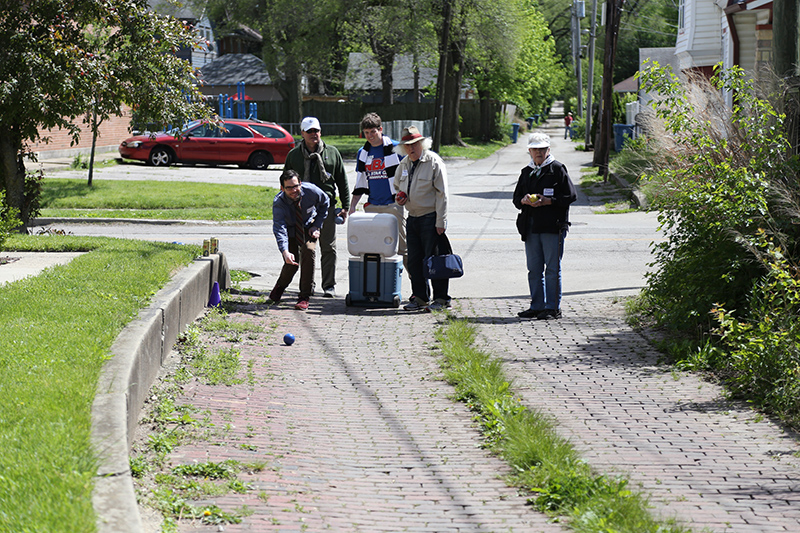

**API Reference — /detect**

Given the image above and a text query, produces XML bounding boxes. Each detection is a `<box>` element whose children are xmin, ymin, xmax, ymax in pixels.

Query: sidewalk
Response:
<box><xmin>130</xmin><ymin>117</ymin><xmax>800</xmax><ymax>532</ymax></box>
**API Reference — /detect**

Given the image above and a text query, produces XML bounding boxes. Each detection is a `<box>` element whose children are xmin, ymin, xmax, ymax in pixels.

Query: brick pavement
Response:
<box><xmin>465</xmin><ymin>295</ymin><xmax>800</xmax><ymax>533</ymax></box>
<box><xmin>137</xmin><ymin>291</ymin><xmax>800</xmax><ymax>533</ymax></box>
<box><xmin>146</xmin><ymin>295</ymin><xmax>566</xmax><ymax>532</ymax></box>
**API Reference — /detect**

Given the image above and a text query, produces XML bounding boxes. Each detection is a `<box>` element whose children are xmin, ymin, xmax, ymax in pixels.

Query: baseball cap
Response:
<box><xmin>301</xmin><ymin>117</ymin><xmax>321</xmax><ymax>132</ymax></box>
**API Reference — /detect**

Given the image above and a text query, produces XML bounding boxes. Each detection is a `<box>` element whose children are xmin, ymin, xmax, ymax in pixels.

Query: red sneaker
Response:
<box><xmin>294</xmin><ymin>299</ymin><xmax>309</xmax><ymax>311</ymax></box>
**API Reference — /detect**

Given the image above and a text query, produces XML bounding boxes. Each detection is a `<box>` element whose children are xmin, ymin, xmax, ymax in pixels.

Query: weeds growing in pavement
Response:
<box><xmin>437</xmin><ymin>318</ymin><xmax>691</xmax><ymax>533</ymax></box>
<box><xmin>131</xmin><ymin>293</ymin><xmax>269</xmax><ymax>529</ymax></box>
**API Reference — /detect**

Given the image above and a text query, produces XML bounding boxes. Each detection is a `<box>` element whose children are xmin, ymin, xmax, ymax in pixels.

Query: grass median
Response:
<box><xmin>40</xmin><ymin>179</ymin><xmax>276</xmax><ymax>221</ymax></box>
<box><xmin>0</xmin><ymin>234</ymin><xmax>200</xmax><ymax>532</ymax></box>
<box><xmin>41</xmin><ymin>137</ymin><xmax>508</xmax><ymax>221</ymax></box>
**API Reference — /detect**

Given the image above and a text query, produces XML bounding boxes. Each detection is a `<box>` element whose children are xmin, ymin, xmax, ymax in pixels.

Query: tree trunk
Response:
<box><xmin>0</xmin><ymin>132</ymin><xmax>29</xmax><ymax>230</ymax></box>
<box><xmin>378</xmin><ymin>56</ymin><xmax>395</xmax><ymax>105</ymax></box>
<box><xmin>275</xmin><ymin>73</ymin><xmax>304</xmax><ymax>129</ymax></box>
<box><xmin>372</xmin><ymin>39</ymin><xmax>395</xmax><ymax>105</ymax></box>
<box><xmin>478</xmin><ymin>89</ymin><xmax>493</xmax><ymax>141</ymax></box>
<box><xmin>433</xmin><ymin>0</ymin><xmax>452</xmax><ymax>152</ymax></box>
<box><xmin>773</xmin><ymin>0</ymin><xmax>798</xmax><ymax>78</ymax></box>
<box><xmin>441</xmin><ymin>38</ymin><xmax>466</xmax><ymax>147</ymax></box>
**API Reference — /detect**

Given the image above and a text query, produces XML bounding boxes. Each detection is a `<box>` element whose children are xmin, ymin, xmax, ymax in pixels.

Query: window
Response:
<box><xmin>250</xmin><ymin>124</ymin><xmax>285</xmax><ymax>138</ymax></box>
<box><xmin>678</xmin><ymin>0</ymin><xmax>685</xmax><ymax>31</ymax></box>
<box><xmin>221</xmin><ymin>124</ymin><xmax>253</xmax><ymax>138</ymax></box>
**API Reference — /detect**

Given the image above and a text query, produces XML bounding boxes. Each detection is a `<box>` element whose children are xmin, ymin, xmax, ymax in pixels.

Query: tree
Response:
<box><xmin>207</xmin><ymin>0</ymin><xmax>355</xmax><ymax>123</ymax></box>
<box><xmin>0</xmin><ymin>0</ymin><xmax>211</xmax><ymax>228</ymax></box>
<box><xmin>360</xmin><ymin>1</ymin><xmax>419</xmax><ymax>105</ymax></box>
<box><xmin>468</xmin><ymin>0</ymin><xmax>564</xmax><ymax>140</ymax></box>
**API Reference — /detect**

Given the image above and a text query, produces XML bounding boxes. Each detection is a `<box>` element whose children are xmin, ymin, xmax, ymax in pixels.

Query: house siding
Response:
<box><xmin>676</xmin><ymin>0</ymin><xmax>723</xmax><ymax>71</ymax></box>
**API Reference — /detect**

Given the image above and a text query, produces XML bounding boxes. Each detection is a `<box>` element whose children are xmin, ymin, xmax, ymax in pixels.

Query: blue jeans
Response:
<box><xmin>406</xmin><ymin>212</ymin><xmax>449</xmax><ymax>303</ymax></box>
<box><xmin>525</xmin><ymin>231</ymin><xmax>565</xmax><ymax>310</ymax></box>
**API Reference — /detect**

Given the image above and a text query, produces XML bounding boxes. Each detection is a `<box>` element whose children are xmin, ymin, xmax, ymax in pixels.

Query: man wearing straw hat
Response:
<box><xmin>393</xmin><ymin>126</ymin><xmax>451</xmax><ymax>312</ymax></box>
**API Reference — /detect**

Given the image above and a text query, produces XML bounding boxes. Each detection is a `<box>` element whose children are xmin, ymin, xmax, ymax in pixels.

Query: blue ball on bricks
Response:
<box><xmin>283</xmin><ymin>333</ymin><xmax>296</xmax><ymax>346</ymax></box>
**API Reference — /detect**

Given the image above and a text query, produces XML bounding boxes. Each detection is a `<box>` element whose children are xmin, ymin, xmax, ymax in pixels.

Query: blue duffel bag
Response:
<box><xmin>424</xmin><ymin>233</ymin><xmax>464</xmax><ymax>279</ymax></box>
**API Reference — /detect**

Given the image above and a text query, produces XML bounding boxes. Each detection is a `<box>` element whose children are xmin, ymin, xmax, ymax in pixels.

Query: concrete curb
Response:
<box><xmin>90</xmin><ymin>254</ymin><xmax>229</xmax><ymax>533</ymax></box>
<box><xmin>608</xmin><ymin>171</ymin><xmax>648</xmax><ymax>209</ymax></box>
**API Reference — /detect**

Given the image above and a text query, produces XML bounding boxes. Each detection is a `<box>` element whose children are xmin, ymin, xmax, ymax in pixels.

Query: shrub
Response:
<box><xmin>634</xmin><ymin>62</ymin><xmax>795</xmax><ymax>336</ymax></box>
<box><xmin>0</xmin><ymin>190</ymin><xmax>21</xmax><ymax>249</ymax></box>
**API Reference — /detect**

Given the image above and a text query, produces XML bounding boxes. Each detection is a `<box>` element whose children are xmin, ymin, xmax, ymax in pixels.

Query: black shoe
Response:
<box><xmin>518</xmin><ymin>308</ymin><xmax>543</xmax><ymax>318</ymax></box>
<box><xmin>537</xmin><ymin>309</ymin><xmax>562</xmax><ymax>320</ymax></box>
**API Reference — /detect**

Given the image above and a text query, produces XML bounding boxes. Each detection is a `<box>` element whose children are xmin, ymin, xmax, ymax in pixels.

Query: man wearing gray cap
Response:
<box><xmin>284</xmin><ymin>117</ymin><xmax>350</xmax><ymax>298</ymax></box>
<box><xmin>513</xmin><ymin>132</ymin><xmax>577</xmax><ymax>320</ymax></box>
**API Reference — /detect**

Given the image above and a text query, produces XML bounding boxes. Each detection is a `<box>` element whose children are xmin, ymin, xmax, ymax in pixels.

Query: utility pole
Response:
<box><xmin>572</xmin><ymin>1</ymin><xmax>585</xmax><ymax>116</ymax></box>
<box><xmin>585</xmin><ymin>0</ymin><xmax>598</xmax><ymax>150</ymax></box>
<box><xmin>595</xmin><ymin>0</ymin><xmax>624</xmax><ymax>181</ymax></box>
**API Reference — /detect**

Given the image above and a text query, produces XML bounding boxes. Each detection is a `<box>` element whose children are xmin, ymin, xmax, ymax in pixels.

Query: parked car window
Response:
<box><xmin>222</xmin><ymin>124</ymin><xmax>253</xmax><ymax>138</ymax></box>
<box><xmin>250</xmin><ymin>124</ymin><xmax>285</xmax><ymax>139</ymax></box>
<box><xmin>185</xmin><ymin>123</ymin><xmax>218</xmax><ymax>138</ymax></box>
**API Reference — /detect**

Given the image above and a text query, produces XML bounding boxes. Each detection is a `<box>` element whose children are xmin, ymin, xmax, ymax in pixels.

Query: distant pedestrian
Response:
<box><xmin>283</xmin><ymin>117</ymin><xmax>350</xmax><ymax>298</ymax></box>
<box><xmin>564</xmin><ymin>112</ymin><xmax>574</xmax><ymax>139</ymax></box>
<box><xmin>268</xmin><ymin>170</ymin><xmax>329</xmax><ymax>311</ymax></box>
<box><xmin>513</xmin><ymin>133</ymin><xmax>577</xmax><ymax>320</ymax></box>
<box><xmin>393</xmin><ymin>126</ymin><xmax>451</xmax><ymax>312</ymax></box>
<box><xmin>349</xmin><ymin>112</ymin><xmax>406</xmax><ymax>268</ymax></box>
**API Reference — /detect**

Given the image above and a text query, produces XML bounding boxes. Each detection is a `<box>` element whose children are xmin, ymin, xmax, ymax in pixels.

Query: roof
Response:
<box><xmin>199</xmin><ymin>54</ymin><xmax>272</xmax><ymax>86</ymax></box>
<box><xmin>344</xmin><ymin>52</ymin><xmax>438</xmax><ymax>91</ymax></box>
<box><xmin>148</xmin><ymin>0</ymin><xmax>195</xmax><ymax>20</ymax></box>
<box><xmin>613</xmin><ymin>75</ymin><xmax>638</xmax><ymax>93</ymax></box>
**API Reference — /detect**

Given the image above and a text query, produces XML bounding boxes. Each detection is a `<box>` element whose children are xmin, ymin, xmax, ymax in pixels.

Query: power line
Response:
<box><xmin>620</xmin><ymin>21</ymin><xmax>678</xmax><ymax>37</ymax></box>
<box><xmin>621</xmin><ymin>9</ymin><xmax>680</xmax><ymax>30</ymax></box>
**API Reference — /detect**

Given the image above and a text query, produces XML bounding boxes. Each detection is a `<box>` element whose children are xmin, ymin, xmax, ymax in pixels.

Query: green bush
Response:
<box><xmin>709</xmin><ymin>233</ymin><xmax>800</xmax><ymax>426</ymax></box>
<box><xmin>633</xmin><ymin>62</ymin><xmax>800</xmax><ymax>428</ymax></box>
<box><xmin>635</xmin><ymin>63</ymin><xmax>793</xmax><ymax>336</ymax></box>
<box><xmin>0</xmin><ymin>190</ymin><xmax>21</xmax><ymax>249</ymax></box>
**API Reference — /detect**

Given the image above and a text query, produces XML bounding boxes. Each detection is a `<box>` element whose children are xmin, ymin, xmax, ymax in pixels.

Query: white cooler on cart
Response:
<box><xmin>345</xmin><ymin>213</ymin><xmax>403</xmax><ymax>308</ymax></box>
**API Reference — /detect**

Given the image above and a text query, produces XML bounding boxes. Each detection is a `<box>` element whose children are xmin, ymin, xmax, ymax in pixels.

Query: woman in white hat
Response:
<box><xmin>393</xmin><ymin>126</ymin><xmax>451</xmax><ymax>311</ymax></box>
<box><xmin>513</xmin><ymin>133</ymin><xmax>577</xmax><ymax>320</ymax></box>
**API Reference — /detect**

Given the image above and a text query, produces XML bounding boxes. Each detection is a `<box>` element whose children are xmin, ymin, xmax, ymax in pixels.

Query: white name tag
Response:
<box><xmin>543</xmin><ymin>188</ymin><xmax>555</xmax><ymax>196</ymax></box>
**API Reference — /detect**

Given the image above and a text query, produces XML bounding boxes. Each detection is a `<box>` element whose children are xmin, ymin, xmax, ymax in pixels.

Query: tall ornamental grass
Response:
<box><xmin>635</xmin><ymin>63</ymin><xmax>800</xmax><ymax>426</ymax></box>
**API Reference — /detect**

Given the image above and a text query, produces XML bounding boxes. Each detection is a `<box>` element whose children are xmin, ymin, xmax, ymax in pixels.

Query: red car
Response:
<box><xmin>119</xmin><ymin>119</ymin><xmax>295</xmax><ymax>169</ymax></box>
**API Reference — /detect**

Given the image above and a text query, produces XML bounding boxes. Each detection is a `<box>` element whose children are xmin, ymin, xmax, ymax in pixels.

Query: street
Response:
<box><xmin>39</xmin><ymin>120</ymin><xmax>660</xmax><ymax>300</ymax></box>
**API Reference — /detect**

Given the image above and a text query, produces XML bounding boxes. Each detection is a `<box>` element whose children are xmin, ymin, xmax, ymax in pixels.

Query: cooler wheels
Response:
<box><xmin>393</xmin><ymin>295</ymin><xmax>400</xmax><ymax>308</ymax></box>
<box><xmin>345</xmin><ymin>294</ymin><xmax>352</xmax><ymax>307</ymax></box>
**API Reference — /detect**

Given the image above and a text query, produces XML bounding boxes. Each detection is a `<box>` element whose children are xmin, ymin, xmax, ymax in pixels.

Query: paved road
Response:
<box><xmin>42</xmin><ymin>120</ymin><xmax>657</xmax><ymax>300</ymax></box>
<box><xmin>43</xmin><ymin>116</ymin><xmax>800</xmax><ymax>532</ymax></box>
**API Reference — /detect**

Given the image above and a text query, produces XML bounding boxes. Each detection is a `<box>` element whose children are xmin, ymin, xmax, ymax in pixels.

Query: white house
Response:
<box><xmin>675</xmin><ymin>0</ymin><xmax>723</xmax><ymax>78</ymax></box>
<box><xmin>675</xmin><ymin>0</ymin><xmax>773</xmax><ymax>79</ymax></box>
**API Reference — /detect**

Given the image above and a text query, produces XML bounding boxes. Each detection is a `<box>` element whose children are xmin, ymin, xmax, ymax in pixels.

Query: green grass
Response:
<box><xmin>40</xmin><ymin>179</ymin><xmax>276</xmax><ymax>220</ymax></box>
<box><xmin>0</xmin><ymin>234</ymin><xmax>200</xmax><ymax>532</ymax></box>
<box><xmin>437</xmin><ymin>318</ymin><xmax>691</xmax><ymax>533</ymax></box>
<box><xmin>438</xmin><ymin>138</ymin><xmax>509</xmax><ymax>159</ymax></box>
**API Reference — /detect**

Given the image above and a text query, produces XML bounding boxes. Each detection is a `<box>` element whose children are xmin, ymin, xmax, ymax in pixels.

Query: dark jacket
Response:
<box><xmin>512</xmin><ymin>160</ymin><xmax>577</xmax><ymax>240</ymax></box>
<box><xmin>273</xmin><ymin>182</ymin><xmax>330</xmax><ymax>253</ymax></box>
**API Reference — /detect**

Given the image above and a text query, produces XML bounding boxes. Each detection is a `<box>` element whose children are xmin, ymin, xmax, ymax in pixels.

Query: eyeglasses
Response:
<box><xmin>284</xmin><ymin>184</ymin><xmax>301</xmax><ymax>190</ymax></box>
<box><xmin>304</xmin><ymin>129</ymin><xmax>320</xmax><ymax>134</ymax></box>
